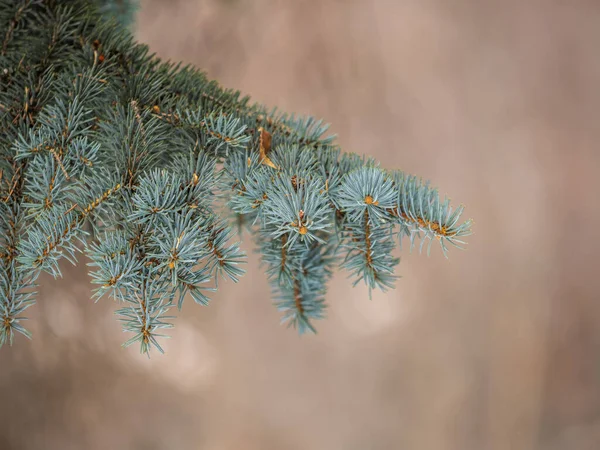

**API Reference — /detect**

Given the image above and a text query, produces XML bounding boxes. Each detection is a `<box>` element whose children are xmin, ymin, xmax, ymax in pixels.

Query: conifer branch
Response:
<box><xmin>18</xmin><ymin>182</ymin><xmax>122</xmax><ymax>274</ymax></box>
<box><xmin>1</xmin><ymin>0</ymin><xmax>31</xmax><ymax>56</ymax></box>
<box><xmin>0</xmin><ymin>0</ymin><xmax>472</xmax><ymax>353</ymax></box>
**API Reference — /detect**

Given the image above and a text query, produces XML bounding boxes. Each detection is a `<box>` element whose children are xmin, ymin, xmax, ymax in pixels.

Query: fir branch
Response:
<box><xmin>0</xmin><ymin>0</ymin><xmax>472</xmax><ymax>351</ymax></box>
<box><xmin>0</xmin><ymin>203</ymin><xmax>36</xmax><ymax>347</ymax></box>
<box><xmin>1</xmin><ymin>0</ymin><xmax>32</xmax><ymax>57</ymax></box>
<box><xmin>117</xmin><ymin>279</ymin><xmax>174</xmax><ymax>356</ymax></box>
<box><xmin>390</xmin><ymin>172</ymin><xmax>472</xmax><ymax>257</ymax></box>
<box><xmin>203</xmin><ymin>219</ymin><xmax>245</xmax><ymax>283</ymax></box>
<box><xmin>17</xmin><ymin>182</ymin><xmax>122</xmax><ymax>275</ymax></box>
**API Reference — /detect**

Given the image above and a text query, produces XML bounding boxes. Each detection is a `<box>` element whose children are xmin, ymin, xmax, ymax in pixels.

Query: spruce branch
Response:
<box><xmin>0</xmin><ymin>0</ymin><xmax>472</xmax><ymax>354</ymax></box>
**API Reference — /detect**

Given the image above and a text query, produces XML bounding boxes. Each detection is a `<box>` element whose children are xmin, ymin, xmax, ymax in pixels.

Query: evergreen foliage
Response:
<box><xmin>0</xmin><ymin>0</ymin><xmax>472</xmax><ymax>354</ymax></box>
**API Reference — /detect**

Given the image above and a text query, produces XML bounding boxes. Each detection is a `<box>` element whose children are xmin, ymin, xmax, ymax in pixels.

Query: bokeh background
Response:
<box><xmin>2</xmin><ymin>0</ymin><xmax>600</xmax><ymax>449</ymax></box>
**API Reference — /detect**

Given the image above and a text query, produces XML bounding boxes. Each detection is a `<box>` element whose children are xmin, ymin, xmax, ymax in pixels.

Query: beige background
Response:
<box><xmin>2</xmin><ymin>0</ymin><xmax>600</xmax><ymax>449</ymax></box>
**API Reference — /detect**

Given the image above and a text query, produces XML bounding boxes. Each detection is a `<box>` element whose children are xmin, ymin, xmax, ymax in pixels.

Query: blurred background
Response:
<box><xmin>2</xmin><ymin>0</ymin><xmax>600</xmax><ymax>448</ymax></box>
